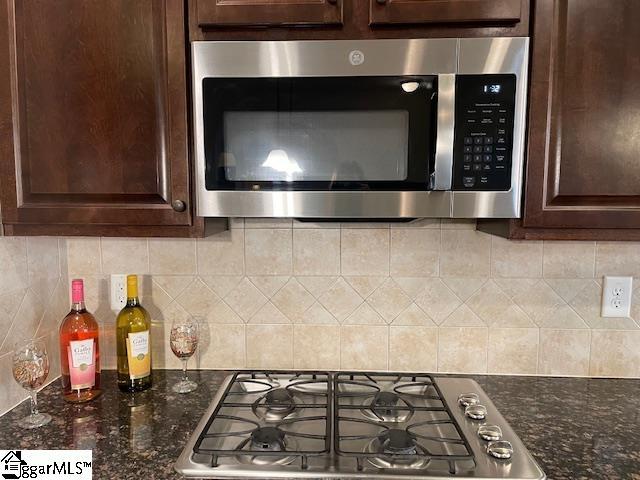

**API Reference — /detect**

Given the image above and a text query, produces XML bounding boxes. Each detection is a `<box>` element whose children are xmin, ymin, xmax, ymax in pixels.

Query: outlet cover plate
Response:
<box><xmin>110</xmin><ymin>274</ymin><xmax>127</xmax><ymax>312</ymax></box>
<box><xmin>601</xmin><ymin>276</ymin><xmax>633</xmax><ymax>318</ymax></box>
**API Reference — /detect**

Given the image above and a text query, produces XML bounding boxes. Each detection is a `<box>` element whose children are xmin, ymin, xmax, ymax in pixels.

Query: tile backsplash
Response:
<box><xmin>2</xmin><ymin>218</ymin><xmax>640</xmax><ymax>413</ymax></box>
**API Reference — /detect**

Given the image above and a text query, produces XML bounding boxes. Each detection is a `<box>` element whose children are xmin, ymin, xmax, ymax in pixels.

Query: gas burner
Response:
<box><xmin>236</xmin><ymin>426</ymin><xmax>299</xmax><ymax>466</ymax></box>
<box><xmin>252</xmin><ymin>388</ymin><xmax>299</xmax><ymax>422</ymax></box>
<box><xmin>362</xmin><ymin>391</ymin><xmax>414</xmax><ymax>423</ymax></box>
<box><xmin>364</xmin><ymin>428</ymin><xmax>430</xmax><ymax>470</ymax></box>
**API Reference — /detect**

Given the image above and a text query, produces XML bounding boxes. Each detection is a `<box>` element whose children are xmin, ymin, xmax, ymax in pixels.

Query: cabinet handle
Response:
<box><xmin>327</xmin><ymin>0</ymin><xmax>338</xmax><ymax>3</ymax></box>
<box><xmin>171</xmin><ymin>200</ymin><xmax>186</xmax><ymax>212</ymax></box>
<box><xmin>376</xmin><ymin>0</ymin><xmax>387</xmax><ymax>4</ymax></box>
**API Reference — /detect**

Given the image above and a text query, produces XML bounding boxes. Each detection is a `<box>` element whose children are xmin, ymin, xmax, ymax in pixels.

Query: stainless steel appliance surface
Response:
<box><xmin>175</xmin><ymin>372</ymin><xmax>545</xmax><ymax>479</ymax></box>
<box><xmin>192</xmin><ymin>38</ymin><xmax>529</xmax><ymax>219</ymax></box>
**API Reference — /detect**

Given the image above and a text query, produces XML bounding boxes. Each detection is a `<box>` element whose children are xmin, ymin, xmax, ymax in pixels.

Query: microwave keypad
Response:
<box><xmin>453</xmin><ymin>75</ymin><xmax>516</xmax><ymax>191</ymax></box>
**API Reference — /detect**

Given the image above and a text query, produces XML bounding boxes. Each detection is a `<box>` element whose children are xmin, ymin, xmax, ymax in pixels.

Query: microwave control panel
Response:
<box><xmin>452</xmin><ymin>74</ymin><xmax>517</xmax><ymax>191</ymax></box>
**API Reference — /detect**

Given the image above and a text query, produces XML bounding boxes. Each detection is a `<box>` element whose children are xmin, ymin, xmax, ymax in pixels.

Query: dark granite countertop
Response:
<box><xmin>1</xmin><ymin>371</ymin><xmax>639</xmax><ymax>480</ymax></box>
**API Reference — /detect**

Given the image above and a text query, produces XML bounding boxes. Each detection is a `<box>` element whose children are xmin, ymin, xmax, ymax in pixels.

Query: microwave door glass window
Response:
<box><xmin>223</xmin><ymin>110</ymin><xmax>409</xmax><ymax>182</ymax></box>
<box><xmin>202</xmin><ymin>76</ymin><xmax>437</xmax><ymax>191</ymax></box>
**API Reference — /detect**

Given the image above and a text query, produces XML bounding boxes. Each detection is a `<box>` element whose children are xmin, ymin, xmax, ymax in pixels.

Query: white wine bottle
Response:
<box><xmin>116</xmin><ymin>275</ymin><xmax>152</xmax><ymax>392</ymax></box>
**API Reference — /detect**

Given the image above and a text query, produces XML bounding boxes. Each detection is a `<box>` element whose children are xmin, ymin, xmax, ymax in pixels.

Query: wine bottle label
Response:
<box><xmin>126</xmin><ymin>331</ymin><xmax>150</xmax><ymax>380</ymax></box>
<box><xmin>68</xmin><ymin>339</ymin><xmax>96</xmax><ymax>390</ymax></box>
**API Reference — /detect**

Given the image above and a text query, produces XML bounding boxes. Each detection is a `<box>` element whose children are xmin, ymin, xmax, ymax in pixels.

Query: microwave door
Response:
<box><xmin>201</xmin><ymin>76</ymin><xmax>438</xmax><ymax>192</ymax></box>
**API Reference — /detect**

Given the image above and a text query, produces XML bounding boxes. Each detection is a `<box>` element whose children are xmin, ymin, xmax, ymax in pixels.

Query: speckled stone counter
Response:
<box><xmin>1</xmin><ymin>371</ymin><xmax>639</xmax><ymax>480</ymax></box>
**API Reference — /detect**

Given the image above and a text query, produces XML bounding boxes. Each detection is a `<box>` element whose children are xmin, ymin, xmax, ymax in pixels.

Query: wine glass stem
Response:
<box><xmin>30</xmin><ymin>390</ymin><xmax>39</xmax><ymax>417</ymax></box>
<box><xmin>181</xmin><ymin>358</ymin><xmax>188</xmax><ymax>382</ymax></box>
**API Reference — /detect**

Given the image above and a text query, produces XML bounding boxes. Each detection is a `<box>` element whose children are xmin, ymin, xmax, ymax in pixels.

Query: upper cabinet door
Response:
<box><xmin>523</xmin><ymin>0</ymin><xmax>640</xmax><ymax>229</ymax></box>
<box><xmin>0</xmin><ymin>0</ymin><xmax>193</xmax><ymax>231</ymax></box>
<box><xmin>369</xmin><ymin>0</ymin><xmax>523</xmax><ymax>25</ymax></box>
<box><xmin>195</xmin><ymin>0</ymin><xmax>343</xmax><ymax>27</ymax></box>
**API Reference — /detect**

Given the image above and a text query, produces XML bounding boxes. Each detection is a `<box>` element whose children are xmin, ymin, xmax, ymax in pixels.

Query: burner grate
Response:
<box><xmin>192</xmin><ymin>371</ymin><xmax>331</xmax><ymax>470</ymax></box>
<box><xmin>333</xmin><ymin>372</ymin><xmax>476</xmax><ymax>475</ymax></box>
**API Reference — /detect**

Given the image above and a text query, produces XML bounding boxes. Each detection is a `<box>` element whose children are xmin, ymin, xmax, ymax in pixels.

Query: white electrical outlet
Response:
<box><xmin>110</xmin><ymin>274</ymin><xmax>127</xmax><ymax>311</ymax></box>
<box><xmin>601</xmin><ymin>276</ymin><xmax>633</xmax><ymax>318</ymax></box>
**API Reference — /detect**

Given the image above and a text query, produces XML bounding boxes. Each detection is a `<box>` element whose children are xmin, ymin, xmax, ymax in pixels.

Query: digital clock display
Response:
<box><xmin>483</xmin><ymin>84</ymin><xmax>502</xmax><ymax>94</ymax></box>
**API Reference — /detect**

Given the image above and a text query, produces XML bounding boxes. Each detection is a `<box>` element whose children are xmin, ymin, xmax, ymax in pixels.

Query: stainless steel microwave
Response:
<box><xmin>192</xmin><ymin>38</ymin><xmax>529</xmax><ymax>218</ymax></box>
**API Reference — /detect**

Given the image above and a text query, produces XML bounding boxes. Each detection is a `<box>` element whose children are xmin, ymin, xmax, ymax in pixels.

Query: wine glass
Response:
<box><xmin>12</xmin><ymin>340</ymin><xmax>52</xmax><ymax>429</ymax></box>
<box><xmin>169</xmin><ymin>316</ymin><xmax>198</xmax><ymax>393</ymax></box>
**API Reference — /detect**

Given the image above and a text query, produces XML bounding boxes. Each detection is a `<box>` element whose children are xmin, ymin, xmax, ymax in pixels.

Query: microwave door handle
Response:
<box><xmin>432</xmin><ymin>74</ymin><xmax>455</xmax><ymax>190</ymax></box>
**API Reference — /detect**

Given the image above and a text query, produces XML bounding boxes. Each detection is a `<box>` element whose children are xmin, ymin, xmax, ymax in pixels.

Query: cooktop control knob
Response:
<box><xmin>487</xmin><ymin>440</ymin><xmax>514</xmax><ymax>460</ymax></box>
<box><xmin>478</xmin><ymin>424</ymin><xmax>503</xmax><ymax>441</ymax></box>
<box><xmin>458</xmin><ymin>393</ymin><xmax>479</xmax><ymax>407</ymax></box>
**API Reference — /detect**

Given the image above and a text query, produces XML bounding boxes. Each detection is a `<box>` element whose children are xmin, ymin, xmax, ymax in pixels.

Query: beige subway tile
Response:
<box><xmin>440</xmin><ymin>219</ymin><xmax>476</xmax><ymax>229</ymax></box>
<box><xmin>340</xmin><ymin>325</ymin><xmax>388</xmax><ymax>370</ymax></box>
<box><xmin>543</xmin><ymin>241</ymin><xmax>595</xmax><ymax>278</ymax></box>
<box><xmin>344</xmin><ymin>302</ymin><xmax>386</xmax><ymax>325</ymax></box>
<box><xmin>223</xmin><ymin>278</ymin><xmax>268</xmax><ymax>322</ymax></box>
<box><xmin>491</xmin><ymin>237</ymin><xmax>542</xmax><ymax>278</ymax></box>
<box><xmin>537</xmin><ymin>304</ymin><xmax>589</xmax><ymax>329</ymax></box>
<box><xmin>66</xmin><ymin>238</ymin><xmax>102</xmax><ymax>275</ymax></box>
<box><xmin>438</xmin><ymin>327</ymin><xmax>488</xmax><ymax>373</ymax></box>
<box><xmin>199</xmin><ymin>324</ymin><xmax>245</xmax><ymax>369</ymax></box>
<box><xmin>466</xmin><ymin>281</ymin><xmax>534</xmax><ymax>328</ymax></box>
<box><xmin>390</xmin><ymin>229</ymin><xmax>439</xmax><ymax>277</ymax></box>
<box><xmin>175</xmin><ymin>278</ymin><xmax>220</xmax><ymax>317</ymax></box>
<box><xmin>544</xmin><ymin>279</ymin><xmax>593</xmax><ymax>304</ymax></box>
<box><xmin>590</xmin><ymin>330</ymin><xmax>640</xmax><ymax>377</ymax></box>
<box><xmin>596</xmin><ymin>242</ymin><xmax>640</xmax><ymax>278</ymax></box>
<box><xmin>245</xmin><ymin>218</ymin><xmax>292</xmax><ymax>228</ymax></box>
<box><xmin>440</xmin><ymin>230</ymin><xmax>491</xmax><ymax>277</ymax></box>
<box><xmin>538</xmin><ymin>329</ymin><xmax>590</xmax><ymax>376</ymax></box>
<box><xmin>393</xmin><ymin>303</ymin><xmax>436</xmax><ymax>326</ymax></box>
<box><xmin>341</xmin><ymin>229</ymin><xmax>389</xmax><ymax>276</ymax></box>
<box><xmin>441</xmin><ymin>304</ymin><xmax>485</xmax><ymax>327</ymax></box>
<box><xmin>1</xmin><ymin>289</ymin><xmax>44</xmax><ymax>354</ymax></box>
<box><xmin>271</xmin><ymin>278</ymin><xmax>315</xmax><ymax>321</ymax></box>
<box><xmin>245</xmin><ymin>228</ymin><xmax>292</xmax><ymax>276</ymax></box>
<box><xmin>318</xmin><ymin>278</ymin><xmax>363</xmax><ymax>322</ymax></box>
<box><xmin>366</xmin><ymin>278</ymin><xmax>412</xmax><ymax>323</ymax></box>
<box><xmin>196</xmin><ymin>229</ymin><xmax>244</xmax><ymax>275</ymax></box>
<box><xmin>152</xmin><ymin>275</ymin><xmax>194</xmax><ymax>299</ymax></box>
<box><xmin>250</xmin><ymin>302</ymin><xmax>290</xmax><ymax>324</ymax></box>
<box><xmin>246</xmin><ymin>324</ymin><xmax>293</xmax><ymax>369</ymax></box>
<box><xmin>296</xmin><ymin>276</ymin><xmax>338</xmax><ymax>299</ymax></box>
<box><xmin>149</xmin><ymin>238</ymin><xmax>196</xmax><ymax>275</ymax></box>
<box><xmin>512</xmin><ymin>280</ymin><xmax>564</xmax><ymax>326</ymax></box>
<box><xmin>101</xmin><ymin>238</ymin><xmax>148</xmax><ymax>274</ymax></box>
<box><xmin>296</xmin><ymin>302</ymin><xmax>338</xmax><ymax>325</ymax></box>
<box><xmin>248</xmin><ymin>276</ymin><xmax>290</xmax><ymax>298</ymax></box>
<box><xmin>0</xmin><ymin>238</ymin><xmax>28</xmax><ymax>294</ymax></box>
<box><xmin>344</xmin><ymin>276</ymin><xmax>386</xmax><ymax>299</ymax></box>
<box><xmin>27</xmin><ymin>237</ymin><xmax>60</xmax><ymax>280</ymax></box>
<box><xmin>414</xmin><ymin>279</ymin><xmax>461</xmax><ymax>324</ymax></box>
<box><xmin>293</xmin><ymin>229</ymin><xmax>340</xmax><ymax>275</ymax></box>
<box><xmin>200</xmin><ymin>275</ymin><xmax>243</xmax><ymax>298</ymax></box>
<box><xmin>389</xmin><ymin>326</ymin><xmax>437</xmax><ymax>372</ymax></box>
<box><xmin>441</xmin><ymin>277</ymin><xmax>487</xmax><ymax>302</ymax></box>
<box><xmin>0</xmin><ymin>290</ymin><xmax>26</xmax><ymax>349</ymax></box>
<box><xmin>0</xmin><ymin>351</ymin><xmax>27</xmax><ymax>415</ymax></box>
<box><xmin>488</xmin><ymin>328</ymin><xmax>538</xmax><ymax>374</ymax></box>
<box><xmin>293</xmin><ymin>325</ymin><xmax>340</xmax><ymax>369</ymax></box>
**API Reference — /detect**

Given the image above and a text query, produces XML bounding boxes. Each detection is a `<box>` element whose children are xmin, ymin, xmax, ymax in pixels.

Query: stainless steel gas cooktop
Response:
<box><xmin>175</xmin><ymin>371</ymin><xmax>545</xmax><ymax>479</ymax></box>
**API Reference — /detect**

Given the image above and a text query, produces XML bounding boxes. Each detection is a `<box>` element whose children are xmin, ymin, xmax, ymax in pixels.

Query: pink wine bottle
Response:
<box><xmin>59</xmin><ymin>279</ymin><xmax>102</xmax><ymax>403</ymax></box>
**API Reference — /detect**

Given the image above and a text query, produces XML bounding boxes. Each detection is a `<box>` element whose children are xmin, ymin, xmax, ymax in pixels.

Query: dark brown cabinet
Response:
<box><xmin>0</xmin><ymin>0</ymin><xmax>202</xmax><ymax>237</ymax></box>
<box><xmin>195</xmin><ymin>0</ymin><xmax>343</xmax><ymax>27</ymax></box>
<box><xmin>369</xmin><ymin>0</ymin><xmax>524</xmax><ymax>26</ymax></box>
<box><xmin>480</xmin><ymin>0</ymin><xmax>640</xmax><ymax>240</ymax></box>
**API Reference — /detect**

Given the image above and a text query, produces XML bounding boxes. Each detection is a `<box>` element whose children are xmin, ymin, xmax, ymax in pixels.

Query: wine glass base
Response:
<box><xmin>19</xmin><ymin>412</ymin><xmax>52</xmax><ymax>429</ymax></box>
<box><xmin>172</xmin><ymin>380</ymin><xmax>198</xmax><ymax>394</ymax></box>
